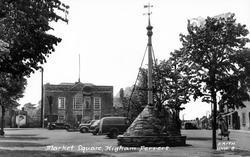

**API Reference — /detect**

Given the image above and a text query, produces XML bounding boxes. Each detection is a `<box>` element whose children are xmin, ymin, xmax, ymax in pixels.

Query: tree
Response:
<box><xmin>153</xmin><ymin>52</ymin><xmax>195</xmax><ymax>131</ymax></box>
<box><xmin>23</xmin><ymin>102</ymin><xmax>41</xmax><ymax>127</ymax></box>
<box><xmin>119</xmin><ymin>69</ymin><xmax>148</xmax><ymax>121</ymax></box>
<box><xmin>0</xmin><ymin>73</ymin><xmax>26</xmax><ymax>135</ymax></box>
<box><xmin>0</xmin><ymin>0</ymin><xmax>68</xmax><ymax>134</ymax></box>
<box><xmin>23</xmin><ymin>102</ymin><xmax>36</xmax><ymax>110</ymax></box>
<box><xmin>218</xmin><ymin>48</ymin><xmax>250</xmax><ymax>111</ymax></box>
<box><xmin>180</xmin><ymin>13</ymin><xmax>250</xmax><ymax>149</ymax></box>
<box><xmin>123</xmin><ymin>80</ymin><xmax>147</xmax><ymax>121</ymax></box>
<box><xmin>119</xmin><ymin>88</ymin><xmax>124</xmax><ymax>100</ymax></box>
<box><xmin>0</xmin><ymin>0</ymin><xmax>69</xmax><ymax>76</ymax></box>
<box><xmin>124</xmin><ymin>55</ymin><xmax>193</xmax><ymax>130</ymax></box>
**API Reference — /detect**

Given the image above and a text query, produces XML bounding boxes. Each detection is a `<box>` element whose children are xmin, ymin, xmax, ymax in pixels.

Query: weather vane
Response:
<box><xmin>143</xmin><ymin>3</ymin><xmax>153</xmax><ymax>17</ymax></box>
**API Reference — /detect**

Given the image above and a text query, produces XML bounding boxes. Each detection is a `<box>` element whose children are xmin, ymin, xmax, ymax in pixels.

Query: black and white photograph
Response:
<box><xmin>0</xmin><ymin>0</ymin><xmax>250</xmax><ymax>156</ymax></box>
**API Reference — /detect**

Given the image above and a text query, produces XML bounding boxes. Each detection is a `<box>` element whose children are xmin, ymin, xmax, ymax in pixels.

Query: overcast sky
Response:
<box><xmin>18</xmin><ymin>0</ymin><xmax>250</xmax><ymax>120</ymax></box>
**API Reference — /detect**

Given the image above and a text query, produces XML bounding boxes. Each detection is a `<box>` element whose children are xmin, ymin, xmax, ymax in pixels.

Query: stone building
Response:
<box><xmin>44</xmin><ymin>82</ymin><xmax>113</xmax><ymax>126</ymax></box>
<box><xmin>224</xmin><ymin>100</ymin><xmax>250</xmax><ymax>131</ymax></box>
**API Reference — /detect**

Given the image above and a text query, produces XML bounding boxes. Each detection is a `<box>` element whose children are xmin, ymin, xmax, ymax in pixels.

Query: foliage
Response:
<box><xmin>119</xmin><ymin>88</ymin><xmax>124</xmax><ymax>100</ymax></box>
<box><xmin>0</xmin><ymin>0</ymin><xmax>68</xmax><ymax>134</ymax></box>
<box><xmin>0</xmin><ymin>72</ymin><xmax>26</xmax><ymax>134</ymax></box>
<box><xmin>0</xmin><ymin>0</ymin><xmax>69</xmax><ymax>76</ymax></box>
<box><xmin>0</xmin><ymin>73</ymin><xmax>26</xmax><ymax>108</ymax></box>
<box><xmin>180</xmin><ymin>13</ymin><xmax>250</xmax><ymax>111</ymax></box>
<box><xmin>123</xmin><ymin>54</ymin><xmax>193</xmax><ymax>121</ymax></box>
<box><xmin>121</xmin><ymin>85</ymin><xmax>146</xmax><ymax>121</ymax></box>
<box><xmin>153</xmin><ymin>53</ymin><xmax>193</xmax><ymax>115</ymax></box>
<box><xmin>23</xmin><ymin>102</ymin><xmax>41</xmax><ymax>127</ymax></box>
<box><xmin>23</xmin><ymin>102</ymin><xmax>36</xmax><ymax>110</ymax></box>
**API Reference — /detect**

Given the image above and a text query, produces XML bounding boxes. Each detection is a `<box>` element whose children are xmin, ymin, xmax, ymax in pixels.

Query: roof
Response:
<box><xmin>44</xmin><ymin>82</ymin><xmax>113</xmax><ymax>92</ymax></box>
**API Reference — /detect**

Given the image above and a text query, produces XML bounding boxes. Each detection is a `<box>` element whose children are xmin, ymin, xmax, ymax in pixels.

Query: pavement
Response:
<box><xmin>0</xmin><ymin>128</ymin><xmax>250</xmax><ymax>157</ymax></box>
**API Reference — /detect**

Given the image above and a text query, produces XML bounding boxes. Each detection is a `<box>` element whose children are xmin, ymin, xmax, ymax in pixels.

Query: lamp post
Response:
<box><xmin>40</xmin><ymin>67</ymin><xmax>44</xmax><ymax>128</ymax></box>
<box><xmin>182</xmin><ymin>113</ymin><xmax>185</xmax><ymax>121</ymax></box>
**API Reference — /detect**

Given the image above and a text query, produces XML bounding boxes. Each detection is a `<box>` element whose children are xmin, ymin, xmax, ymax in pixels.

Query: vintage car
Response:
<box><xmin>98</xmin><ymin>117</ymin><xmax>130</xmax><ymax>138</ymax></box>
<box><xmin>89</xmin><ymin>120</ymin><xmax>100</xmax><ymax>135</ymax></box>
<box><xmin>47</xmin><ymin>122</ymin><xmax>70</xmax><ymax>130</ymax></box>
<box><xmin>79</xmin><ymin>120</ymin><xmax>96</xmax><ymax>133</ymax></box>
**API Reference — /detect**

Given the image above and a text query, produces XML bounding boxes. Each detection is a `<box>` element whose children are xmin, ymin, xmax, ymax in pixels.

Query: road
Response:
<box><xmin>0</xmin><ymin>128</ymin><xmax>250</xmax><ymax>157</ymax></box>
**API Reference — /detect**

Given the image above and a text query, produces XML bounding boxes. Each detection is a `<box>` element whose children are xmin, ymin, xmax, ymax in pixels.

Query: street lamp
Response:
<box><xmin>40</xmin><ymin>67</ymin><xmax>44</xmax><ymax>128</ymax></box>
<box><xmin>182</xmin><ymin>113</ymin><xmax>185</xmax><ymax>121</ymax></box>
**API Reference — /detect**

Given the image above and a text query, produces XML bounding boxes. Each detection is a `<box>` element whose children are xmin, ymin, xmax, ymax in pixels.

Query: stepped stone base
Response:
<box><xmin>117</xmin><ymin>135</ymin><xmax>186</xmax><ymax>147</ymax></box>
<box><xmin>118</xmin><ymin>105</ymin><xmax>186</xmax><ymax>147</ymax></box>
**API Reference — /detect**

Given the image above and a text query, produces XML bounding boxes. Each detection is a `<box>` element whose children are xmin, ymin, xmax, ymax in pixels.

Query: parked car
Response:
<box><xmin>184</xmin><ymin>122</ymin><xmax>198</xmax><ymax>129</ymax></box>
<box><xmin>47</xmin><ymin>122</ymin><xmax>70</xmax><ymax>130</ymax></box>
<box><xmin>79</xmin><ymin>120</ymin><xmax>96</xmax><ymax>133</ymax></box>
<box><xmin>89</xmin><ymin>120</ymin><xmax>100</xmax><ymax>135</ymax></box>
<box><xmin>99</xmin><ymin>117</ymin><xmax>130</xmax><ymax>138</ymax></box>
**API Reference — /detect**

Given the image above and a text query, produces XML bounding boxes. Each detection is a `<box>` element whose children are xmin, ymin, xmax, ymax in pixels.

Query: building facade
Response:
<box><xmin>44</xmin><ymin>82</ymin><xmax>113</xmax><ymax>126</ymax></box>
<box><xmin>225</xmin><ymin>100</ymin><xmax>250</xmax><ymax>131</ymax></box>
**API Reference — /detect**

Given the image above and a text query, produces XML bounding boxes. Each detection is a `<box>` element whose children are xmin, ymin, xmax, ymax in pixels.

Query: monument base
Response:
<box><xmin>117</xmin><ymin>135</ymin><xmax>186</xmax><ymax>147</ymax></box>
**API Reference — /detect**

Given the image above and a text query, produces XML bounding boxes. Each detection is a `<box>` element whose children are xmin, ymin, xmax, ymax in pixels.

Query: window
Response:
<box><xmin>242</xmin><ymin>112</ymin><xmax>246</xmax><ymax>126</ymax></box>
<box><xmin>58</xmin><ymin>115</ymin><xmax>65</xmax><ymax>123</ymax></box>
<box><xmin>94</xmin><ymin>97</ymin><xmax>101</xmax><ymax>110</ymax></box>
<box><xmin>58</xmin><ymin>97</ymin><xmax>65</xmax><ymax>109</ymax></box>
<box><xmin>84</xmin><ymin>97</ymin><xmax>91</xmax><ymax>109</ymax></box>
<box><xmin>73</xmin><ymin>94</ymin><xmax>83</xmax><ymax>110</ymax></box>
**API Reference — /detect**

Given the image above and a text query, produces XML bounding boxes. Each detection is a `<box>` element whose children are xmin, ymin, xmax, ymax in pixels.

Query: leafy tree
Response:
<box><xmin>0</xmin><ymin>0</ymin><xmax>69</xmax><ymax>76</ymax></box>
<box><xmin>0</xmin><ymin>73</ymin><xmax>26</xmax><ymax>135</ymax></box>
<box><xmin>123</xmin><ymin>80</ymin><xmax>147</xmax><ymax>121</ymax></box>
<box><xmin>153</xmin><ymin>52</ymin><xmax>195</xmax><ymax>131</ymax></box>
<box><xmin>23</xmin><ymin>102</ymin><xmax>41</xmax><ymax>127</ymax></box>
<box><xmin>124</xmin><ymin>55</ymin><xmax>193</xmax><ymax>128</ymax></box>
<box><xmin>119</xmin><ymin>88</ymin><xmax>124</xmax><ymax>100</ymax></box>
<box><xmin>0</xmin><ymin>0</ymin><xmax>68</xmax><ymax>134</ymax></box>
<box><xmin>179</xmin><ymin>13</ymin><xmax>250</xmax><ymax>149</ymax></box>
<box><xmin>23</xmin><ymin>102</ymin><xmax>36</xmax><ymax>110</ymax></box>
<box><xmin>218</xmin><ymin>48</ymin><xmax>250</xmax><ymax>111</ymax></box>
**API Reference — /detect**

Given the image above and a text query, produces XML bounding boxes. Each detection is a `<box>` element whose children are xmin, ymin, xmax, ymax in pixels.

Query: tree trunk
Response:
<box><xmin>210</xmin><ymin>56</ymin><xmax>217</xmax><ymax>150</ymax></box>
<box><xmin>0</xmin><ymin>105</ymin><xmax>5</xmax><ymax>135</ymax></box>
<box><xmin>211</xmin><ymin>87</ymin><xmax>217</xmax><ymax>149</ymax></box>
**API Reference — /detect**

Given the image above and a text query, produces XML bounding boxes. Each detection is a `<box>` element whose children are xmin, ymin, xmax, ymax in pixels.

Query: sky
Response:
<box><xmin>18</xmin><ymin>0</ymin><xmax>250</xmax><ymax>120</ymax></box>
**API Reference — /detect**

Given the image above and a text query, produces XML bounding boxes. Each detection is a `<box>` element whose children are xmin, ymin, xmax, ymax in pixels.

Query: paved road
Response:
<box><xmin>182</xmin><ymin>129</ymin><xmax>250</xmax><ymax>151</ymax></box>
<box><xmin>0</xmin><ymin>128</ymin><xmax>250</xmax><ymax>157</ymax></box>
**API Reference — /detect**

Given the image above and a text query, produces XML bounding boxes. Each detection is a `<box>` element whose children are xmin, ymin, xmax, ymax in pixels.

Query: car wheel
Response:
<box><xmin>109</xmin><ymin>129</ymin><xmax>119</xmax><ymax>139</ymax></box>
<box><xmin>92</xmin><ymin>128</ymin><xmax>99</xmax><ymax>135</ymax></box>
<box><xmin>80</xmin><ymin>128</ymin><xmax>88</xmax><ymax>133</ymax></box>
